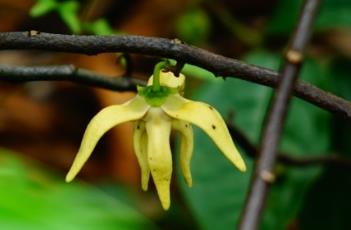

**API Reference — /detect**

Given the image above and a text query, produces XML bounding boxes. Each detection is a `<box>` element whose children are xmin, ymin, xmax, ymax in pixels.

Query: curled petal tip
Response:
<box><xmin>154</xmin><ymin>181</ymin><xmax>171</xmax><ymax>210</ymax></box>
<box><xmin>65</xmin><ymin>174</ymin><xmax>74</xmax><ymax>183</ymax></box>
<box><xmin>237</xmin><ymin>159</ymin><xmax>246</xmax><ymax>172</ymax></box>
<box><xmin>65</xmin><ymin>160</ymin><xmax>81</xmax><ymax>182</ymax></box>
<box><xmin>145</xmin><ymin>108</ymin><xmax>172</xmax><ymax>210</ymax></box>
<box><xmin>185</xmin><ymin>178</ymin><xmax>193</xmax><ymax>187</ymax></box>
<box><xmin>172</xmin><ymin>120</ymin><xmax>194</xmax><ymax>188</ymax></box>
<box><xmin>141</xmin><ymin>184</ymin><xmax>148</xmax><ymax>192</ymax></box>
<box><xmin>163</xmin><ymin>94</ymin><xmax>246</xmax><ymax>172</ymax></box>
<box><xmin>67</xmin><ymin>96</ymin><xmax>149</xmax><ymax>183</ymax></box>
<box><xmin>162</xmin><ymin>200</ymin><xmax>171</xmax><ymax>210</ymax></box>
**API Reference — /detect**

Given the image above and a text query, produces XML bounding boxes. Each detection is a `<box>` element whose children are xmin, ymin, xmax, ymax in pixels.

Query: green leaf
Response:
<box><xmin>0</xmin><ymin>149</ymin><xmax>155</xmax><ymax>230</ymax></box>
<box><xmin>178</xmin><ymin>50</ymin><xmax>330</xmax><ymax>230</ymax></box>
<box><xmin>83</xmin><ymin>19</ymin><xmax>115</xmax><ymax>35</ymax></box>
<box><xmin>316</xmin><ymin>0</ymin><xmax>351</xmax><ymax>30</ymax></box>
<box><xmin>30</xmin><ymin>0</ymin><xmax>57</xmax><ymax>17</ymax></box>
<box><xmin>297</xmin><ymin>57</ymin><xmax>351</xmax><ymax>229</ymax></box>
<box><xmin>327</xmin><ymin>57</ymin><xmax>351</xmax><ymax>155</ymax></box>
<box><xmin>175</xmin><ymin>8</ymin><xmax>211</xmax><ymax>45</ymax></box>
<box><xmin>299</xmin><ymin>168</ymin><xmax>351</xmax><ymax>230</ymax></box>
<box><xmin>58</xmin><ymin>1</ymin><xmax>81</xmax><ymax>33</ymax></box>
<box><xmin>267</xmin><ymin>0</ymin><xmax>351</xmax><ymax>35</ymax></box>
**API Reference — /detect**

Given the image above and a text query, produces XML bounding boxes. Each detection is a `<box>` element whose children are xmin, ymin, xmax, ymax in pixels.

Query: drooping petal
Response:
<box><xmin>66</xmin><ymin>95</ymin><xmax>150</xmax><ymax>182</ymax></box>
<box><xmin>162</xmin><ymin>94</ymin><xmax>246</xmax><ymax>172</ymax></box>
<box><xmin>172</xmin><ymin>120</ymin><xmax>193</xmax><ymax>187</ymax></box>
<box><xmin>133</xmin><ymin>120</ymin><xmax>150</xmax><ymax>191</ymax></box>
<box><xmin>144</xmin><ymin>108</ymin><xmax>172</xmax><ymax>210</ymax></box>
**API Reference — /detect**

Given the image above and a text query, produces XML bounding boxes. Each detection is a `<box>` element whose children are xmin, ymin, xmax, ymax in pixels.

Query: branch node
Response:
<box><xmin>259</xmin><ymin>170</ymin><xmax>276</xmax><ymax>183</ymax></box>
<box><xmin>171</xmin><ymin>38</ymin><xmax>184</xmax><ymax>45</ymax></box>
<box><xmin>285</xmin><ymin>49</ymin><xmax>304</xmax><ymax>64</ymax></box>
<box><xmin>27</xmin><ymin>30</ymin><xmax>41</xmax><ymax>37</ymax></box>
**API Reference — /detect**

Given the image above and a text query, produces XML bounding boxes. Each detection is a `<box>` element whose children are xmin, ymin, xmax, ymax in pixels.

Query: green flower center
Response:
<box><xmin>138</xmin><ymin>85</ymin><xmax>176</xmax><ymax>107</ymax></box>
<box><xmin>138</xmin><ymin>60</ymin><xmax>177</xmax><ymax>107</ymax></box>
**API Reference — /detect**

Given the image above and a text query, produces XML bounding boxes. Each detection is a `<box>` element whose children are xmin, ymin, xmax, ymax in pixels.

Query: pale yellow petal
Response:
<box><xmin>162</xmin><ymin>94</ymin><xmax>246</xmax><ymax>172</ymax></box>
<box><xmin>66</xmin><ymin>95</ymin><xmax>149</xmax><ymax>182</ymax></box>
<box><xmin>172</xmin><ymin>120</ymin><xmax>193</xmax><ymax>187</ymax></box>
<box><xmin>133</xmin><ymin>120</ymin><xmax>150</xmax><ymax>191</ymax></box>
<box><xmin>147</xmin><ymin>71</ymin><xmax>185</xmax><ymax>95</ymax></box>
<box><xmin>144</xmin><ymin>108</ymin><xmax>172</xmax><ymax>210</ymax></box>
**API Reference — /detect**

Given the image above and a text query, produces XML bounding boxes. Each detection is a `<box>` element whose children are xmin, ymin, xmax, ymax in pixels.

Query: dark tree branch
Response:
<box><xmin>0</xmin><ymin>65</ymin><xmax>145</xmax><ymax>91</ymax></box>
<box><xmin>238</xmin><ymin>0</ymin><xmax>321</xmax><ymax>229</ymax></box>
<box><xmin>3</xmin><ymin>63</ymin><xmax>350</xmax><ymax>169</ymax></box>
<box><xmin>0</xmin><ymin>32</ymin><xmax>350</xmax><ymax>118</ymax></box>
<box><xmin>228</xmin><ymin>124</ymin><xmax>351</xmax><ymax>168</ymax></box>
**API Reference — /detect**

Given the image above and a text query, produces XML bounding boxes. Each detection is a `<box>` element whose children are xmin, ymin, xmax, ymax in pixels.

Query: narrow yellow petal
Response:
<box><xmin>162</xmin><ymin>94</ymin><xmax>246</xmax><ymax>172</ymax></box>
<box><xmin>144</xmin><ymin>108</ymin><xmax>172</xmax><ymax>210</ymax></box>
<box><xmin>133</xmin><ymin>120</ymin><xmax>150</xmax><ymax>191</ymax></box>
<box><xmin>66</xmin><ymin>95</ymin><xmax>149</xmax><ymax>182</ymax></box>
<box><xmin>172</xmin><ymin>120</ymin><xmax>194</xmax><ymax>187</ymax></box>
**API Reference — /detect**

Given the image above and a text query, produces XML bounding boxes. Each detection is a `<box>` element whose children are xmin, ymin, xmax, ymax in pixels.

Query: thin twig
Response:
<box><xmin>228</xmin><ymin>124</ymin><xmax>351</xmax><ymax>168</ymax></box>
<box><xmin>238</xmin><ymin>0</ymin><xmax>321</xmax><ymax>229</ymax></box>
<box><xmin>0</xmin><ymin>65</ymin><xmax>145</xmax><ymax>91</ymax></box>
<box><xmin>0</xmin><ymin>32</ymin><xmax>350</xmax><ymax>118</ymax></box>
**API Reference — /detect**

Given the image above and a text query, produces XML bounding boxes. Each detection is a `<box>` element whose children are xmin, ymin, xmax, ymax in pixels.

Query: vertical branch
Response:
<box><xmin>238</xmin><ymin>0</ymin><xmax>321</xmax><ymax>229</ymax></box>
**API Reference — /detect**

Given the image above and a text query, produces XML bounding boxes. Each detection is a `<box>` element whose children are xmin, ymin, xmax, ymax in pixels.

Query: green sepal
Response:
<box><xmin>138</xmin><ymin>85</ymin><xmax>177</xmax><ymax>107</ymax></box>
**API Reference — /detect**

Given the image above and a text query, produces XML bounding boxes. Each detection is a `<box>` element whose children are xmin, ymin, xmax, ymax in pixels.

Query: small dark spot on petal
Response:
<box><xmin>185</xmin><ymin>124</ymin><xmax>188</xmax><ymax>128</ymax></box>
<box><xmin>209</xmin><ymin>106</ymin><xmax>214</xmax><ymax>110</ymax></box>
<box><xmin>137</xmin><ymin>125</ymin><xmax>140</xmax><ymax>129</ymax></box>
<box><xmin>212</xmin><ymin>124</ymin><xmax>216</xmax><ymax>130</ymax></box>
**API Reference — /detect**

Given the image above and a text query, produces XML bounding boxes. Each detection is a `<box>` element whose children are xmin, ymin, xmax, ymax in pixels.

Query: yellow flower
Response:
<box><xmin>66</xmin><ymin>68</ymin><xmax>246</xmax><ymax>210</ymax></box>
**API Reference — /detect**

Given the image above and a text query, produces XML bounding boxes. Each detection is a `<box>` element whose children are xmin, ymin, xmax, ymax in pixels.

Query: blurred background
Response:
<box><xmin>0</xmin><ymin>0</ymin><xmax>351</xmax><ymax>229</ymax></box>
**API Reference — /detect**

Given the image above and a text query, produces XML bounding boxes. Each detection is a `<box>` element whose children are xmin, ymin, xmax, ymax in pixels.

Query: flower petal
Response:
<box><xmin>162</xmin><ymin>94</ymin><xmax>246</xmax><ymax>172</ymax></box>
<box><xmin>172</xmin><ymin>120</ymin><xmax>193</xmax><ymax>187</ymax></box>
<box><xmin>66</xmin><ymin>95</ymin><xmax>149</xmax><ymax>182</ymax></box>
<box><xmin>144</xmin><ymin>108</ymin><xmax>172</xmax><ymax>210</ymax></box>
<box><xmin>147</xmin><ymin>71</ymin><xmax>185</xmax><ymax>95</ymax></box>
<box><xmin>133</xmin><ymin>120</ymin><xmax>150</xmax><ymax>191</ymax></box>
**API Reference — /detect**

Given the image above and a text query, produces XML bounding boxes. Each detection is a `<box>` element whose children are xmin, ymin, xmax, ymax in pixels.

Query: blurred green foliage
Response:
<box><xmin>26</xmin><ymin>0</ymin><xmax>351</xmax><ymax>229</ymax></box>
<box><xmin>268</xmin><ymin>0</ymin><xmax>351</xmax><ymax>34</ymax></box>
<box><xmin>178</xmin><ymin>50</ymin><xmax>331</xmax><ymax>230</ymax></box>
<box><xmin>0</xmin><ymin>149</ymin><xmax>155</xmax><ymax>230</ymax></box>
<box><xmin>175</xmin><ymin>8</ymin><xmax>211</xmax><ymax>45</ymax></box>
<box><xmin>30</xmin><ymin>0</ymin><xmax>115</xmax><ymax>35</ymax></box>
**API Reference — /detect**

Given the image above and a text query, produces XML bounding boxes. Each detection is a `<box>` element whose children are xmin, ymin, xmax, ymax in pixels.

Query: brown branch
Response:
<box><xmin>228</xmin><ymin>124</ymin><xmax>351</xmax><ymax>168</ymax></box>
<box><xmin>0</xmin><ymin>32</ymin><xmax>350</xmax><ymax>118</ymax></box>
<box><xmin>0</xmin><ymin>65</ymin><xmax>145</xmax><ymax>91</ymax></box>
<box><xmin>2</xmin><ymin>64</ymin><xmax>348</xmax><ymax>169</ymax></box>
<box><xmin>238</xmin><ymin>0</ymin><xmax>321</xmax><ymax>229</ymax></box>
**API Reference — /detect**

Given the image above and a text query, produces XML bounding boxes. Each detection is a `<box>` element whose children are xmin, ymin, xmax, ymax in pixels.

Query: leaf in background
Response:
<box><xmin>298</xmin><ymin>58</ymin><xmax>351</xmax><ymax>229</ymax></box>
<box><xmin>181</xmin><ymin>64</ymin><xmax>217</xmax><ymax>82</ymax></box>
<box><xmin>178</xmin><ymin>50</ymin><xmax>330</xmax><ymax>230</ymax></box>
<box><xmin>175</xmin><ymin>8</ymin><xmax>211</xmax><ymax>45</ymax></box>
<box><xmin>267</xmin><ymin>0</ymin><xmax>351</xmax><ymax>35</ymax></box>
<box><xmin>0</xmin><ymin>149</ymin><xmax>155</xmax><ymax>230</ymax></box>
<box><xmin>58</xmin><ymin>1</ymin><xmax>81</xmax><ymax>34</ymax></box>
<box><xmin>83</xmin><ymin>19</ymin><xmax>115</xmax><ymax>35</ymax></box>
<box><xmin>251</xmin><ymin>53</ymin><xmax>330</xmax><ymax>230</ymax></box>
<box><xmin>316</xmin><ymin>0</ymin><xmax>351</xmax><ymax>30</ymax></box>
<box><xmin>327</xmin><ymin>58</ymin><xmax>351</xmax><ymax>155</ymax></box>
<box><xmin>30</xmin><ymin>0</ymin><xmax>57</xmax><ymax>17</ymax></box>
<box><xmin>177</xmin><ymin>51</ymin><xmax>274</xmax><ymax>230</ymax></box>
<box><xmin>299</xmin><ymin>167</ymin><xmax>351</xmax><ymax>230</ymax></box>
